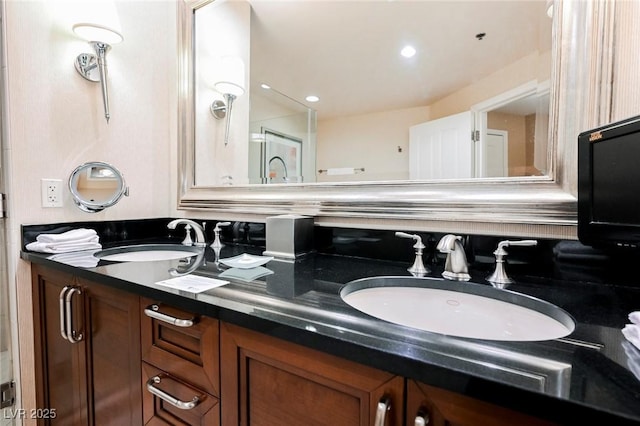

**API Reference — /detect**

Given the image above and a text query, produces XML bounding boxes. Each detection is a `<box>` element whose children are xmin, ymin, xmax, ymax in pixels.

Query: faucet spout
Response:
<box><xmin>168</xmin><ymin>219</ymin><xmax>207</xmax><ymax>247</ymax></box>
<box><xmin>436</xmin><ymin>234</ymin><xmax>471</xmax><ymax>281</ymax></box>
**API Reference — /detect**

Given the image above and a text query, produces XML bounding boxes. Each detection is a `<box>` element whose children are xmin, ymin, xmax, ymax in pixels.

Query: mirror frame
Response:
<box><xmin>177</xmin><ymin>0</ymin><xmax>615</xmax><ymax>238</ymax></box>
<box><xmin>69</xmin><ymin>161</ymin><xmax>129</xmax><ymax>213</ymax></box>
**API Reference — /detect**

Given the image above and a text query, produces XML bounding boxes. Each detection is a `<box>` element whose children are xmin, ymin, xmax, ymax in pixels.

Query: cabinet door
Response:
<box><xmin>220</xmin><ymin>322</ymin><xmax>403</xmax><ymax>426</ymax></box>
<box><xmin>405</xmin><ymin>380</ymin><xmax>557</xmax><ymax>426</ymax></box>
<box><xmin>79</xmin><ymin>277</ymin><xmax>142</xmax><ymax>426</ymax></box>
<box><xmin>32</xmin><ymin>265</ymin><xmax>142</xmax><ymax>426</ymax></box>
<box><xmin>32</xmin><ymin>267</ymin><xmax>87</xmax><ymax>425</ymax></box>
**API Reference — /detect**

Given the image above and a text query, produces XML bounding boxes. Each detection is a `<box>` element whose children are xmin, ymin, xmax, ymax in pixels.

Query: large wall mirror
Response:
<box><xmin>178</xmin><ymin>0</ymin><xmax>614</xmax><ymax>238</ymax></box>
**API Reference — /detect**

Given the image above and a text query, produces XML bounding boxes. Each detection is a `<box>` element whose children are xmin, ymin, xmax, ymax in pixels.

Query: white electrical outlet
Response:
<box><xmin>41</xmin><ymin>179</ymin><xmax>63</xmax><ymax>208</ymax></box>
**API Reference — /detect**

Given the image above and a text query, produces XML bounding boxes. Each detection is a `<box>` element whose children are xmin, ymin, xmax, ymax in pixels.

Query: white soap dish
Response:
<box><xmin>219</xmin><ymin>266</ymin><xmax>274</xmax><ymax>282</ymax></box>
<box><xmin>218</xmin><ymin>253</ymin><xmax>274</xmax><ymax>269</ymax></box>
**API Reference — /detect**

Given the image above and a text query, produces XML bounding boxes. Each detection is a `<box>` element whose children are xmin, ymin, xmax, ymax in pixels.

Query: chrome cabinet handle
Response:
<box><xmin>414</xmin><ymin>409</ymin><xmax>430</xmax><ymax>426</ymax></box>
<box><xmin>65</xmin><ymin>287</ymin><xmax>83</xmax><ymax>343</ymax></box>
<box><xmin>59</xmin><ymin>286</ymin><xmax>72</xmax><ymax>341</ymax></box>
<box><xmin>373</xmin><ymin>396</ymin><xmax>390</xmax><ymax>426</ymax></box>
<box><xmin>144</xmin><ymin>304</ymin><xmax>196</xmax><ymax>327</ymax></box>
<box><xmin>146</xmin><ymin>375</ymin><xmax>200</xmax><ymax>410</ymax></box>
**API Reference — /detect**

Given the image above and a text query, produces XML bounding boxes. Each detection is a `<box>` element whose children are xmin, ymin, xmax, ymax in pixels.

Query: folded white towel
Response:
<box><xmin>629</xmin><ymin>311</ymin><xmax>640</xmax><ymax>325</ymax></box>
<box><xmin>622</xmin><ymin>341</ymin><xmax>640</xmax><ymax>382</ymax></box>
<box><xmin>36</xmin><ymin>228</ymin><xmax>97</xmax><ymax>244</ymax></box>
<box><xmin>26</xmin><ymin>228</ymin><xmax>101</xmax><ymax>254</ymax></box>
<box><xmin>26</xmin><ymin>240</ymin><xmax>102</xmax><ymax>254</ymax></box>
<box><xmin>622</xmin><ymin>324</ymin><xmax>640</xmax><ymax>351</ymax></box>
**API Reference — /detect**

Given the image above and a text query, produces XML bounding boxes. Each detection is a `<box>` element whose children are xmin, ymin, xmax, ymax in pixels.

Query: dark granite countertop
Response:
<box><xmin>20</xmin><ymin>220</ymin><xmax>640</xmax><ymax>425</ymax></box>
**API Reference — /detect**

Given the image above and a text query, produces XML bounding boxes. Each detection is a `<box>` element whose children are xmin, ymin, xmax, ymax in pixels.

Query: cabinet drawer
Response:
<box><xmin>142</xmin><ymin>362</ymin><xmax>220</xmax><ymax>426</ymax></box>
<box><xmin>141</xmin><ymin>298</ymin><xmax>220</xmax><ymax>397</ymax></box>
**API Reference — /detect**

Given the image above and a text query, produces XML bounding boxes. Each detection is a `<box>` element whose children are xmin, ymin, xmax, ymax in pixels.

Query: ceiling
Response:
<box><xmin>248</xmin><ymin>0</ymin><xmax>553</xmax><ymax>120</ymax></box>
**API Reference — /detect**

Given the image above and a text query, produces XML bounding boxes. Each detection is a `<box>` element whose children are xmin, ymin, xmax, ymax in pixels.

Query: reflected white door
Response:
<box><xmin>409</xmin><ymin>111</ymin><xmax>474</xmax><ymax>180</ymax></box>
<box><xmin>484</xmin><ymin>130</ymin><xmax>508</xmax><ymax>177</ymax></box>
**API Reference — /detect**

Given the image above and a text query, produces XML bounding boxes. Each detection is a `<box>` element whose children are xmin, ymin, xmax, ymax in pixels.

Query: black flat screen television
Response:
<box><xmin>578</xmin><ymin>115</ymin><xmax>640</xmax><ymax>249</ymax></box>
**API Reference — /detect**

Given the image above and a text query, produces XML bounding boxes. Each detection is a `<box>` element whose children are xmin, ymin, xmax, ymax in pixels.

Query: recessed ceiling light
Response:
<box><xmin>261</xmin><ymin>83</ymin><xmax>271</xmax><ymax>89</ymax></box>
<box><xmin>305</xmin><ymin>95</ymin><xmax>319</xmax><ymax>102</ymax></box>
<box><xmin>400</xmin><ymin>45</ymin><xmax>416</xmax><ymax>58</ymax></box>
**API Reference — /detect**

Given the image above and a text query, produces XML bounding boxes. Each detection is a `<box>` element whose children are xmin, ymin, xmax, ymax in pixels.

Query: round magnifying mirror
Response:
<box><xmin>68</xmin><ymin>161</ymin><xmax>129</xmax><ymax>213</ymax></box>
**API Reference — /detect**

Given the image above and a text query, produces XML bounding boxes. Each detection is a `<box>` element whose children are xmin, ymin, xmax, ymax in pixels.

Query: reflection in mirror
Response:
<box><xmin>68</xmin><ymin>161</ymin><xmax>129</xmax><ymax>213</ymax></box>
<box><xmin>179</xmin><ymin>0</ymin><xmax>611</xmax><ymax>237</ymax></box>
<box><xmin>195</xmin><ymin>0</ymin><xmax>552</xmax><ymax>185</ymax></box>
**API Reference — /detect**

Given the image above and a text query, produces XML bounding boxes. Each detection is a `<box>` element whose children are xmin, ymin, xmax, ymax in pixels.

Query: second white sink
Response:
<box><xmin>340</xmin><ymin>276</ymin><xmax>575</xmax><ymax>342</ymax></box>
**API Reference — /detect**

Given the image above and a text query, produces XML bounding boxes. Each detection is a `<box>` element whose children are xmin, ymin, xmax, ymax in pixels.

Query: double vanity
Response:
<box><xmin>20</xmin><ymin>218</ymin><xmax>640</xmax><ymax>425</ymax></box>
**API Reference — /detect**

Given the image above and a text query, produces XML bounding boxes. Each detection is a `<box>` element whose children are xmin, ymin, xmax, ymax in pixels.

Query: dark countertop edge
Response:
<box><xmin>21</xmin><ymin>252</ymin><xmax>640</xmax><ymax>425</ymax></box>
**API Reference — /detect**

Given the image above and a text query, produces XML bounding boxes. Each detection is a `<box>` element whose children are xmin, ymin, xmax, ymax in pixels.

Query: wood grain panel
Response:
<box><xmin>141</xmin><ymin>298</ymin><xmax>220</xmax><ymax>397</ymax></box>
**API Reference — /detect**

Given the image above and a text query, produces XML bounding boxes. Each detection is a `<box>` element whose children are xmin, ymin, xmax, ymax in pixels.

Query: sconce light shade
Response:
<box><xmin>211</xmin><ymin>56</ymin><xmax>246</xmax><ymax>145</ymax></box>
<box><xmin>72</xmin><ymin>1</ymin><xmax>123</xmax><ymax>123</ymax></box>
<box><xmin>72</xmin><ymin>23</ymin><xmax>123</xmax><ymax>44</ymax></box>
<box><xmin>214</xmin><ymin>81</ymin><xmax>245</xmax><ymax>98</ymax></box>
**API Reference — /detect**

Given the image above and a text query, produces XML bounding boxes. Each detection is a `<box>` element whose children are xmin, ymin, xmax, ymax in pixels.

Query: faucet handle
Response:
<box><xmin>494</xmin><ymin>239</ymin><xmax>537</xmax><ymax>254</ymax></box>
<box><xmin>211</xmin><ymin>222</ymin><xmax>232</xmax><ymax>249</ymax></box>
<box><xmin>487</xmin><ymin>239</ymin><xmax>537</xmax><ymax>287</ymax></box>
<box><xmin>181</xmin><ymin>224</ymin><xmax>193</xmax><ymax>246</ymax></box>
<box><xmin>395</xmin><ymin>232</ymin><xmax>430</xmax><ymax>276</ymax></box>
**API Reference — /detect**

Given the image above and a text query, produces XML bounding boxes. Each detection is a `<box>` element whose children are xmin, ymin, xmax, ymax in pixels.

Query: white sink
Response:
<box><xmin>340</xmin><ymin>276</ymin><xmax>575</xmax><ymax>342</ymax></box>
<box><xmin>93</xmin><ymin>244</ymin><xmax>202</xmax><ymax>262</ymax></box>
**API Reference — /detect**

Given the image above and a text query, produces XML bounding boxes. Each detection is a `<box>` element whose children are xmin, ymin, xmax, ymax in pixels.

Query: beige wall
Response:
<box><xmin>3</xmin><ymin>0</ymin><xmax>176</xmax><ymax>417</ymax></box>
<box><xmin>487</xmin><ymin>111</ymin><xmax>526</xmax><ymax>175</ymax></box>
<box><xmin>317</xmin><ymin>106</ymin><xmax>429</xmax><ymax>182</ymax></box>
<box><xmin>431</xmin><ymin>50</ymin><xmax>552</xmax><ymax>120</ymax></box>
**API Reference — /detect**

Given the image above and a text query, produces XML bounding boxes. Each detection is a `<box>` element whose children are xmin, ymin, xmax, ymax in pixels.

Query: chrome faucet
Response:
<box><xmin>167</xmin><ymin>219</ymin><xmax>207</xmax><ymax>247</ymax></box>
<box><xmin>486</xmin><ymin>239</ymin><xmax>537</xmax><ymax>288</ymax></box>
<box><xmin>436</xmin><ymin>234</ymin><xmax>470</xmax><ymax>281</ymax></box>
<box><xmin>395</xmin><ymin>232</ymin><xmax>430</xmax><ymax>277</ymax></box>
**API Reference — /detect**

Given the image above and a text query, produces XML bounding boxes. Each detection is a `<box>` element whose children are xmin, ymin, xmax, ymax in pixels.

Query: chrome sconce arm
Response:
<box><xmin>209</xmin><ymin>56</ymin><xmax>245</xmax><ymax>146</ymax></box>
<box><xmin>72</xmin><ymin>1</ymin><xmax>123</xmax><ymax>124</ymax></box>
<box><xmin>210</xmin><ymin>92</ymin><xmax>239</xmax><ymax>146</ymax></box>
<box><xmin>74</xmin><ymin>41</ymin><xmax>115</xmax><ymax>123</ymax></box>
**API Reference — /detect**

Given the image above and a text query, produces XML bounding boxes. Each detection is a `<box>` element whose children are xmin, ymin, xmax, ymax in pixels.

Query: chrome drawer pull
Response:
<box><xmin>65</xmin><ymin>287</ymin><xmax>83</xmax><ymax>343</ymax></box>
<box><xmin>146</xmin><ymin>375</ymin><xmax>200</xmax><ymax>410</ymax></box>
<box><xmin>414</xmin><ymin>409</ymin><xmax>430</xmax><ymax>426</ymax></box>
<box><xmin>59</xmin><ymin>286</ymin><xmax>72</xmax><ymax>341</ymax></box>
<box><xmin>374</xmin><ymin>396</ymin><xmax>390</xmax><ymax>426</ymax></box>
<box><xmin>144</xmin><ymin>304</ymin><xmax>196</xmax><ymax>327</ymax></box>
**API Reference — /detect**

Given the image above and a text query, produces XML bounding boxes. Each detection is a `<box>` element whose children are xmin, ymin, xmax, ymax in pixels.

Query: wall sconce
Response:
<box><xmin>210</xmin><ymin>56</ymin><xmax>245</xmax><ymax>146</ymax></box>
<box><xmin>72</xmin><ymin>4</ymin><xmax>123</xmax><ymax>123</ymax></box>
<box><xmin>545</xmin><ymin>0</ymin><xmax>554</xmax><ymax>18</ymax></box>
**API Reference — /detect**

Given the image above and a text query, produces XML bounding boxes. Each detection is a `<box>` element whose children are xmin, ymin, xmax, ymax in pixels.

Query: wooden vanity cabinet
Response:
<box><xmin>31</xmin><ymin>265</ymin><xmax>142</xmax><ymax>426</ymax></box>
<box><xmin>32</xmin><ymin>264</ymin><xmax>560</xmax><ymax>426</ymax></box>
<box><xmin>140</xmin><ymin>298</ymin><xmax>220</xmax><ymax>425</ymax></box>
<box><xmin>220</xmin><ymin>322</ymin><xmax>404</xmax><ymax>426</ymax></box>
<box><xmin>405</xmin><ymin>380</ymin><xmax>557</xmax><ymax>426</ymax></box>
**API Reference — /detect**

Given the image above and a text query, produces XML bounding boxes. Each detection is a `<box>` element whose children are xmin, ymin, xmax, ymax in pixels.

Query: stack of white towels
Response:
<box><xmin>622</xmin><ymin>312</ymin><xmax>640</xmax><ymax>381</ymax></box>
<box><xmin>622</xmin><ymin>312</ymin><xmax>640</xmax><ymax>351</ymax></box>
<box><xmin>26</xmin><ymin>228</ymin><xmax>101</xmax><ymax>254</ymax></box>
